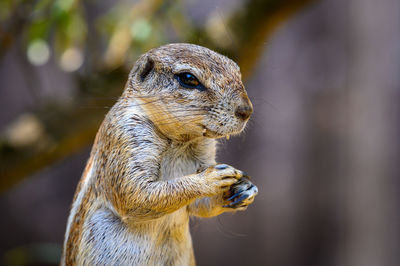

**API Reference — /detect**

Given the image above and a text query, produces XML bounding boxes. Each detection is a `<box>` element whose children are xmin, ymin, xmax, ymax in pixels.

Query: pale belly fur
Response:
<box><xmin>74</xmin><ymin>149</ymin><xmax>201</xmax><ymax>265</ymax></box>
<box><xmin>77</xmin><ymin>207</ymin><xmax>194</xmax><ymax>265</ymax></box>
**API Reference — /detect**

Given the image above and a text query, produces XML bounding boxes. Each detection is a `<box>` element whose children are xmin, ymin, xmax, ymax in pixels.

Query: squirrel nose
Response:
<box><xmin>235</xmin><ymin>97</ymin><xmax>253</xmax><ymax>121</ymax></box>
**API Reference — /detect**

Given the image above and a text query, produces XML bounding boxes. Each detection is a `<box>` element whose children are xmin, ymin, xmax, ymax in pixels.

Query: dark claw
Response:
<box><xmin>223</xmin><ymin>193</ymin><xmax>249</xmax><ymax>208</ymax></box>
<box><xmin>227</xmin><ymin>192</ymin><xmax>241</xmax><ymax>201</ymax></box>
<box><xmin>225</xmin><ymin>180</ymin><xmax>254</xmax><ymax>201</ymax></box>
<box><xmin>246</xmin><ymin>183</ymin><xmax>256</xmax><ymax>190</ymax></box>
<box><xmin>231</xmin><ymin>182</ymin><xmax>254</xmax><ymax>193</ymax></box>
<box><xmin>240</xmin><ymin>171</ymin><xmax>251</xmax><ymax>179</ymax></box>
<box><xmin>233</xmin><ymin>178</ymin><xmax>246</xmax><ymax>186</ymax></box>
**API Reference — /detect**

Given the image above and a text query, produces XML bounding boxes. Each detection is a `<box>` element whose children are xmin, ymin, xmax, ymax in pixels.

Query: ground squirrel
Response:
<box><xmin>62</xmin><ymin>43</ymin><xmax>258</xmax><ymax>265</ymax></box>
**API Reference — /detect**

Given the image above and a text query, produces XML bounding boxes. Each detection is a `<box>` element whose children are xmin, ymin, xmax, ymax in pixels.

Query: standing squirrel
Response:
<box><xmin>62</xmin><ymin>43</ymin><xmax>258</xmax><ymax>265</ymax></box>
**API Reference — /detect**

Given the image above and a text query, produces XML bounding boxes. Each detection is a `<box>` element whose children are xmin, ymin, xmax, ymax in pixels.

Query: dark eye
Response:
<box><xmin>175</xmin><ymin>72</ymin><xmax>206</xmax><ymax>91</ymax></box>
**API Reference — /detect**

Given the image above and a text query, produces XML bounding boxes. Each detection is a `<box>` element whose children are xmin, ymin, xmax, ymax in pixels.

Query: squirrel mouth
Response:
<box><xmin>201</xmin><ymin>126</ymin><xmax>231</xmax><ymax>140</ymax></box>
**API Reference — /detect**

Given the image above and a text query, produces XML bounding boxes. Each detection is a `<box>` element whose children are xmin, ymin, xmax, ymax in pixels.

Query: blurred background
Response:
<box><xmin>1</xmin><ymin>0</ymin><xmax>399</xmax><ymax>265</ymax></box>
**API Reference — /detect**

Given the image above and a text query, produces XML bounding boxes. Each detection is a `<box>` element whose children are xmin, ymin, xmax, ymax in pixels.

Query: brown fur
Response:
<box><xmin>62</xmin><ymin>43</ymin><xmax>257</xmax><ymax>265</ymax></box>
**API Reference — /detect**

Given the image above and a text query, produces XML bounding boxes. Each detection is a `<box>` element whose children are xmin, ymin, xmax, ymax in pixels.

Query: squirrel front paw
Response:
<box><xmin>223</xmin><ymin>177</ymin><xmax>258</xmax><ymax>210</ymax></box>
<box><xmin>199</xmin><ymin>164</ymin><xmax>245</xmax><ymax>196</ymax></box>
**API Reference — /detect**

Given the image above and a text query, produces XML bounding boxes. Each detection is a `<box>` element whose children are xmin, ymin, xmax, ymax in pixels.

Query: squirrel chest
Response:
<box><xmin>159</xmin><ymin>142</ymin><xmax>215</xmax><ymax>181</ymax></box>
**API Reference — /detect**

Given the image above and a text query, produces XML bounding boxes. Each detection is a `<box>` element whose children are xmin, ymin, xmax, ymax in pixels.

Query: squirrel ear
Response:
<box><xmin>138</xmin><ymin>56</ymin><xmax>154</xmax><ymax>82</ymax></box>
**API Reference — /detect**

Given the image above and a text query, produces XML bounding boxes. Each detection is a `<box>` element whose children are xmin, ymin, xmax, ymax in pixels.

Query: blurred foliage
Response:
<box><xmin>3</xmin><ymin>243</ymin><xmax>61</xmax><ymax>266</ymax></box>
<box><xmin>0</xmin><ymin>0</ymin><xmax>312</xmax><ymax>72</ymax></box>
<box><xmin>0</xmin><ymin>0</ymin><xmax>313</xmax><ymax>191</ymax></box>
<box><xmin>1</xmin><ymin>0</ymin><xmax>195</xmax><ymax>70</ymax></box>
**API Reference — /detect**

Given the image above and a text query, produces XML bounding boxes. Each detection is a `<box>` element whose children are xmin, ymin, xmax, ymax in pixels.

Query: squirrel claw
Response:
<box><xmin>223</xmin><ymin>179</ymin><xmax>258</xmax><ymax>209</ymax></box>
<box><xmin>226</xmin><ymin>192</ymin><xmax>242</xmax><ymax>201</ymax></box>
<box><xmin>215</xmin><ymin>164</ymin><xmax>229</xmax><ymax>170</ymax></box>
<box><xmin>223</xmin><ymin>194</ymin><xmax>249</xmax><ymax>208</ymax></box>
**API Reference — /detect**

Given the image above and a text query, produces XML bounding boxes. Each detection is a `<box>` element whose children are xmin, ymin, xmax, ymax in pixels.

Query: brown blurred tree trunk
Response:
<box><xmin>340</xmin><ymin>0</ymin><xmax>400</xmax><ymax>265</ymax></box>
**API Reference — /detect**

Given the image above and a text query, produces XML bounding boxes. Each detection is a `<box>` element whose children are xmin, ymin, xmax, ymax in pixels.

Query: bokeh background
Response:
<box><xmin>1</xmin><ymin>0</ymin><xmax>399</xmax><ymax>265</ymax></box>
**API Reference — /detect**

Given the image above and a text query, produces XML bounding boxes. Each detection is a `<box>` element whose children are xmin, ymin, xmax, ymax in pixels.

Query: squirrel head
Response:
<box><xmin>125</xmin><ymin>43</ymin><xmax>253</xmax><ymax>141</ymax></box>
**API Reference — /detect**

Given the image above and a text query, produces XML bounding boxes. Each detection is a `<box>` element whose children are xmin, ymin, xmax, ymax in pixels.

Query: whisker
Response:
<box><xmin>124</xmin><ymin>95</ymin><xmax>210</xmax><ymax>114</ymax></box>
<box><xmin>121</xmin><ymin>94</ymin><xmax>212</xmax><ymax>133</ymax></box>
<box><xmin>143</xmin><ymin>108</ymin><xmax>206</xmax><ymax>118</ymax></box>
<box><xmin>154</xmin><ymin>113</ymin><xmax>204</xmax><ymax>126</ymax></box>
<box><xmin>174</xmin><ymin>117</ymin><xmax>203</xmax><ymax>132</ymax></box>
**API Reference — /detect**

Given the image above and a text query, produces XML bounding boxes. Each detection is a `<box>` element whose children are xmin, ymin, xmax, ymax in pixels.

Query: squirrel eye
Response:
<box><xmin>175</xmin><ymin>72</ymin><xmax>206</xmax><ymax>91</ymax></box>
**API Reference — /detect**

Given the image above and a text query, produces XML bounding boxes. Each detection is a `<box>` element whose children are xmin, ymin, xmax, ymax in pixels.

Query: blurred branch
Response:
<box><xmin>0</xmin><ymin>1</ymin><xmax>33</xmax><ymax>59</ymax></box>
<box><xmin>0</xmin><ymin>69</ymin><xmax>126</xmax><ymax>191</ymax></box>
<box><xmin>190</xmin><ymin>0</ymin><xmax>315</xmax><ymax>79</ymax></box>
<box><xmin>233</xmin><ymin>0</ymin><xmax>315</xmax><ymax>78</ymax></box>
<box><xmin>0</xmin><ymin>0</ymin><xmax>314</xmax><ymax>192</ymax></box>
